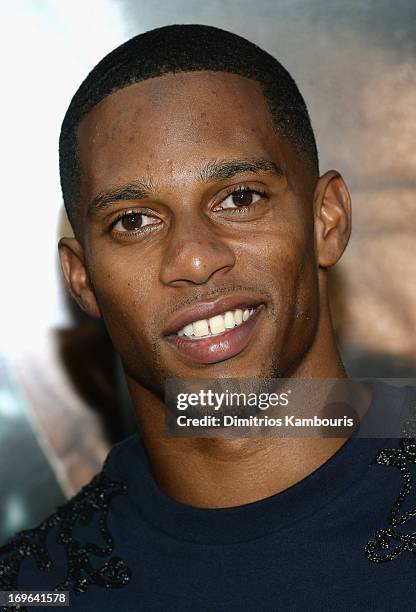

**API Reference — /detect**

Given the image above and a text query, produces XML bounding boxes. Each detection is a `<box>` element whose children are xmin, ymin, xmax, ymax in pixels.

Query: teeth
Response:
<box><xmin>193</xmin><ymin>319</ymin><xmax>209</xmax><ymax>337</ymax></box>
<box><xmin>209</xmin><ymin>314</ymin><xmax>226</xmax><ymax>334</ymax></box>
<box><xmin>234</xmin><ymin>309</ymin><xmax>243</xmax><ymax>325</ymax></box>
<box><xmin>183</xmin><ymin>323</ymin><xmax>194</xmax><ymax>337</ymax></box>
<box><xmin>176</xmin><ymin>306</ymin><xmax>258</xmax><ymax>338</ymax></box>
<box><xmin>224</xmin><ymin>311</ymin><xmax>235</xmax><ymax>329</ymax></box>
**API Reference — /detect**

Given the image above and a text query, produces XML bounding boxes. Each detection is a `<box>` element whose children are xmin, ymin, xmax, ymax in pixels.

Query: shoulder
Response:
<box><xmin>0</xmin><ymin>452</ymin><xmax>133</xmax><ymax>598</ymax></box>
<box><xmin>365</xmin><ymin>436</ymin><xmax>416</xmax><ymax>563</ymax></box>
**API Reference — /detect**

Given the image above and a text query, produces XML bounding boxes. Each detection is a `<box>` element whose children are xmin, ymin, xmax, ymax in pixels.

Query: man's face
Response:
<box><xmin>76</xmin><ymin>71</ymin><xmax>320</xmax><ymax>394</ymax></box>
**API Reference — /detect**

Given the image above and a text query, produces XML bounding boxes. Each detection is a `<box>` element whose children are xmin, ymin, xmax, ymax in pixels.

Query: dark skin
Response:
<box><xmin>59</xmin><ymin>71</ymin><xmax>357</xmax><ymax>508</ymax></box>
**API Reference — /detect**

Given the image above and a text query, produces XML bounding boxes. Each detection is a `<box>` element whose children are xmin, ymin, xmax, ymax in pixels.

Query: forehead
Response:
<box><xmin>77</xmin><ymin>71</ymin><xmax>289</xmax><ymax>196</ymax></box>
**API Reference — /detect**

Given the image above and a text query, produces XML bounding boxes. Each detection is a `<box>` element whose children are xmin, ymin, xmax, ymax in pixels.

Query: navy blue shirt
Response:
<box><xmin>1</xmin><ymin>382</ymin><xmax>416</xmax><ymax>611</ymax></box>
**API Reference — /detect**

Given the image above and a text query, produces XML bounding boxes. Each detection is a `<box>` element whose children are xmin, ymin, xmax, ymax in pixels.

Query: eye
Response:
<box><xmin>111</xmin><ymin>211</ymin><xmax>160</xmax><ymax>233</ymax></box>
<box><xmin>219</xmin><ymin>188</ymin><xmax>263</xmax><ymax>210</ymax></box>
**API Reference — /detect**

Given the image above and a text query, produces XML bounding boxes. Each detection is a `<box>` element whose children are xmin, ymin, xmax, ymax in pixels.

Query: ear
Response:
<box><xmin>58</xmin><ymin>237</ymin><xmax>102</xmax><ymax>319</ymax></box>
<box><xmin>314</xmin><ymin>171</ymin><xmax>352</xmax><ymax>268</ymax></box>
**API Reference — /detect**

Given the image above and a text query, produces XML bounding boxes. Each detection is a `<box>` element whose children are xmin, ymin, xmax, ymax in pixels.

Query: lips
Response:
<box><xmin>163</xmin><ymin>295</ymin><xmax>265</xmax><ymax>365</ymax></box>
<box><xmin>162</xmin><ymin>295</ymin><xmax>263</xmax><ymax>337</ymax></box>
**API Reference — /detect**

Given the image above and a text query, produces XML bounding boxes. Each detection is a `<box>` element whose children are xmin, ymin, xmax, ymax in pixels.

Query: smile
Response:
<box><xmin>177</xmin><ymin>306</ymin><xmax>258</xmax><ymax>339</ymax></box>
<box><xmin>164</xmin><ymin>299</ymin><xmax>264</xmax><ymax>365</ymax></box>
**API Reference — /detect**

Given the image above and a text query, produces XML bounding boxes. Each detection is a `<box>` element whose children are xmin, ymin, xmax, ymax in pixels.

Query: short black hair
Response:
<box><xmin>59</xmin><ymin>24</ymin><xmax>319</xmax><ymax>230</ymax></box>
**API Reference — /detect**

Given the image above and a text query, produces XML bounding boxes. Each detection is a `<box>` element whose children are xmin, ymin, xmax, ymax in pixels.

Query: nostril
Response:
<box><xmin>159</xmin><ymin>233</ymin><xmax>236</xmax><ymax>287</ymax></box>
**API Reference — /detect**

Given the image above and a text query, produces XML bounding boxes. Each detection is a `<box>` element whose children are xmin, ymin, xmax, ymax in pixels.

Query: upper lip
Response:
<box><xmin>163</xmin><ymin>294</ymin><xmax>263</xmax><ymax>336</ymax></box>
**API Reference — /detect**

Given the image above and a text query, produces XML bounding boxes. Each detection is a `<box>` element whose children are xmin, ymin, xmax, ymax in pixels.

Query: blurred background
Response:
<box><xmin>0</xmin><ymin>0</ymin><xmax>415</xmax><ymax>544</ymax></box>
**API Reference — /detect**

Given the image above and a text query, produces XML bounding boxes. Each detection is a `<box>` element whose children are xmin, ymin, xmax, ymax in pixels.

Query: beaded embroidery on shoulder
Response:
<box><xmin>0</xmin><ymin>469</ymin><xmax>132</xmax><ymax>612</ymax></box>
<box><xmin>366</xmin><ymin>437</ymin><xmax>416</xmax><ymax>563</ymax></box>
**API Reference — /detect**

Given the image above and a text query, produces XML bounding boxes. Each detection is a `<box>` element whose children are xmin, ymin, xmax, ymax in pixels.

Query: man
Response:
<box><xmin>1</xmin><ymin>24</ymin><xmax>415</xmax><ymax>611</ymax></box>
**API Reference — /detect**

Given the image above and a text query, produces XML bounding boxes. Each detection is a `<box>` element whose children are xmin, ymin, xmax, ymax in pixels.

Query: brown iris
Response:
<box><xmin>232</xmin><ymin>190</ymin><xmax>255</xmax><ymax>207</ymax></box>
<box><xmin>120</xmin><ymin>213</ymin><xmax>143</xmax><ymax>231</ymax></box>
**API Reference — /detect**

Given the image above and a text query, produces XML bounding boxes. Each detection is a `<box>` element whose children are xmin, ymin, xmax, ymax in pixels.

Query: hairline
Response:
<box><xmin>64</xmin><ymin>68</ymin><xmax>318</xmax><ymax>235</ymax></box>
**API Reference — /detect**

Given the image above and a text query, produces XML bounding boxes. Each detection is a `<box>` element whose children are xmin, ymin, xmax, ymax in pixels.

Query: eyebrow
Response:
<box><xmin>198</xmin><ymin>157</ymin><xmax>283</xmax><ymax>182</ymax></box>
<box><xmin>88</xmin><ymin>180</ymin><xmax>154</xmax><ymax>217</ymax></box>
<box><xmin>87</xmin><ymin>157</ymin><xmax>284</xmax><ymax>216</ymax></box>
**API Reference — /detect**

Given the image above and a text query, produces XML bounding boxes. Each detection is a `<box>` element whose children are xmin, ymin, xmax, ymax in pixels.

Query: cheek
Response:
<box><xmin>242</xmin><ymin>218</ymin><xmax>319</xmax><ymax>341</ymax></box>
<box><xmin>243</xmin><ymin>214</ymin><xmax>317</xmax><ymax>294</ymax></box>
<box><xmin>86</xmin><ymin>249</ymin><xmax>157</xmax><ymax>348</ymax></box>
<box><xmin>276</xmin><ymin>237</ymin><xmax>320</xmax><ymax>357</ymax></box>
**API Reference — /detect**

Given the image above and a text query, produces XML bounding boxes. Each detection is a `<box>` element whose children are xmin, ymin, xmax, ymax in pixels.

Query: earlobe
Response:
<box><xmin>314</xmin><ymin>171</ymin><xmax>352</xmax><ymax>268</ymax></box>
<box><xmin>58</xmin><ymin>237</ymin><xmax>102</xmax><ymax>319</ymax></box>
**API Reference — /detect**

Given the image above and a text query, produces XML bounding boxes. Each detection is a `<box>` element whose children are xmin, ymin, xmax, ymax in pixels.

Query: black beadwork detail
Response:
<box><xmin>0</xmin><ymin>471</ymin><xmax>132</xmax><ymax>611</ymax></box>
<box><xmin>366</xmin><ymin>437</ymin><xmax>416</xmax><ymax>563</ymax></box>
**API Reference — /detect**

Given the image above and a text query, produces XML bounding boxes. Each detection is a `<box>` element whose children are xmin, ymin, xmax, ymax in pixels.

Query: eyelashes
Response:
<box><xmin>109</xmin><ymin>210</ymin><xmax>160</xmax><ymax>233</ymax></box>
<box><xmin>215</xmin><ymin>186</ymin><xmax>266</xmax><ymax>213</ymax></box>
<box><xmin>107</xmin><ymin>185</ymin><xmax>269</xmax><ymax>236</ymax></box>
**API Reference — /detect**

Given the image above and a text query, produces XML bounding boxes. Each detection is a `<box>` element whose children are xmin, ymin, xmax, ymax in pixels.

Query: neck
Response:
<box><xmin>126</xmin><ymin>296</ymin><xmax>365</xmax><ymax>509</ymax></box>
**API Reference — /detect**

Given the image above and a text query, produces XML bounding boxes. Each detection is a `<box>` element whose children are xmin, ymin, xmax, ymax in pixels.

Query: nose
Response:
<box><xmin>160</xmin><ymin>217</ymin><xmax>236</xmax><ymax>287</ymax></box>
